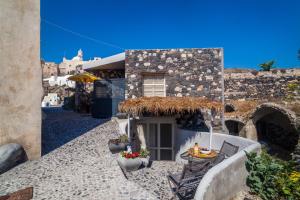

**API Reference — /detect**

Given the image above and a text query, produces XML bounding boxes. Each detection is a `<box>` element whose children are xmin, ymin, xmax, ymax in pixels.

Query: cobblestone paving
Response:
<box><xmin>0</xmin><ymin>109</ymin><xmax>157</xmax><ymax>200</ymax></box>
<box><xmin>42</xmin><ymin>107</ymin><xmax>106</xmax><ymax>155</ymax></box>
<box><xmin>125</xmin><ymin>161</ymin><xmax>183</xmax><ymax>199</ymax></box>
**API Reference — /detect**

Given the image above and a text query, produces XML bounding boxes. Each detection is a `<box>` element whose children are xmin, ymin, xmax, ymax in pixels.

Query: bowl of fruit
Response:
<box><xmin>201</xmin><ymin>148</ymin><xmax>211</xmax><ymax>154</ymax></box>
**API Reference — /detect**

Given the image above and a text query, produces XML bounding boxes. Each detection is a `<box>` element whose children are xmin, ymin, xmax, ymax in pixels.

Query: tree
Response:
<box><xmin>259</xmin><ymin>60</ymin><xmax>275</xmax><ymax>71</ymax></box>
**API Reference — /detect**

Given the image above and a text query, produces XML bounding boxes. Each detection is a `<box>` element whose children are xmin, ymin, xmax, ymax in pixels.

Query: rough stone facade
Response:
<box><xmin>224</xmin><ymin>69</ymin><xmax>300</xmax><ymax>100</ymax></box>
<box><xmin>91</xmin><ymin>69</ymin><xmax>125</xmax><ymax>79</ymax></box>
<box><xmin>41</xmin><ymin>61</ymin><xmax>59</xmax><ymax>78</ymax></box>
<box><xmin>125</xmin><ymin>48</ymin><xmax>223</xmax><ymax>101</ymax></box>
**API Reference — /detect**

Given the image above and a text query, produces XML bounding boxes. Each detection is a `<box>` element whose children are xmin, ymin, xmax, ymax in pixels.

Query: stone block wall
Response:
<box><xmin>91</xmin><ymin>69</ymin><xmax>125</xmax><ymax>79</ymax></box>
<box><xmin>125</xmin><ymin>48</ymin><xmax>223</xmax><ymax>101</ymax></box>
<box><xmin>125</xmin><ymin>48</ymin><xmax>224</xmax><ymax>131</ymax></box>
<box><xmin>42</xmin><ymin>61</ymin><xmax>59</xmax><ymax>78</ymax></box>
<box><xmin>224</xmin><ymin>69</ymin><xmax>300</xmax><ymax>100</ymax></box>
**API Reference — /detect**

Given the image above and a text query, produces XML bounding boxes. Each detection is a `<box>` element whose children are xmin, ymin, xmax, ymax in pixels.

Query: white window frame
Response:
<box><xmin>139</xmin><ymin>117</ymin><xmax>175</xmax><ymax>160</ymax></box>
<box><xmin>142</xmin><ymin>74</ymin><xmax>166</xmax><ymax>97</ymax></box>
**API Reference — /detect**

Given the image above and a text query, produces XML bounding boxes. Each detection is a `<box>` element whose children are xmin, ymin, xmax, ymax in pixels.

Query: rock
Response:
<box><xmin>174</xmin><ymin>87</ymin><xmax>182</xmax><ymax>92</ymax></box>
<box><xmin>143</xmin><ymin>62</ymin><xmax>150</xmax><ymax>66</ymax></box>
<box><xmin>197</xmin><ymin>85</ymin><xmax>204</xmax><ymax>91</ymax></box>
<box><xmin>158</xmin><ymin>65</ymin><xmax>164</xmax><ymax>70</ymax></box>
<box><xmin>0</xmin><ymin>143</ymin><xmax>27</xmax><ymax>174</ymax></box>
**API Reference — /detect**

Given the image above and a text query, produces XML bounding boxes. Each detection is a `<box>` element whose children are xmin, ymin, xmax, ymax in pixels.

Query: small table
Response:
<box><xmin>180</xmin><ymin>148</ymin><xmax>218</xmax><ymax>167</ymax></box>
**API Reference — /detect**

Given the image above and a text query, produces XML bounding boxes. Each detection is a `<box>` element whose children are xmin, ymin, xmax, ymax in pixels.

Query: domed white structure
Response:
<box><xmin>59</xmin><ymin>49</ymin><xmax>85</xmax><ymax>75</ymax></box>
<box><xmin>72</xmin><ymin>49</ymin><xmax>83</xmax><ymax>61</ymax></box>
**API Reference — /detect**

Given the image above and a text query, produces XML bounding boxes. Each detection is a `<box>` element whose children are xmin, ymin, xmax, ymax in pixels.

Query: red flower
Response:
<box><xmin>122</xmin><ymin>151</ymin><xmax>140</xmax><ymax>159</ymax></box>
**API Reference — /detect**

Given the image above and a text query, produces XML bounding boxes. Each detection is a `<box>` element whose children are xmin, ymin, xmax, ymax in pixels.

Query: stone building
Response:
<box><xmin>223</xmin><ymin>69</ymin><xmax>300</xmax><ymax>159</ymax></box>
<box><xmin>84</xmin><ymin>49</ymin><xmax>300</xmax><ymax>160</ymax></box>
<box><xmin>125</xmin><ymin>49</ymin><xmax>223</xmax><ymax>101</ymax></box>
<box><xmin>84</xmin><ymin>48</ymin><xmax>224</xmax><ymax>160</ymax></box>
<box><xmin>41</xmin><ymin>60</ymin><xmax>59</xmax><ymax>78</ymax></box>
<box><xmin>58</xmin><ymin>49</ymin><xmax>87</xmax><ymax>75</ymax></box>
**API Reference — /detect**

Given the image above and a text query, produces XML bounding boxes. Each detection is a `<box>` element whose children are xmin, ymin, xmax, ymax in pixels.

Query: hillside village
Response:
<box><xmin>1</xmin><ymin>1</ymin><xmax>300</xmax><ymax>200</ymax></box>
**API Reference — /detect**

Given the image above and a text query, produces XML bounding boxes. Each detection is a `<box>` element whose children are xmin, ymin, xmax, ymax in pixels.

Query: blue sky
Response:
<box><xmin>41</xmin><ymin>0</ymin><xmax>300</xmax><ymax>69</ymax></box>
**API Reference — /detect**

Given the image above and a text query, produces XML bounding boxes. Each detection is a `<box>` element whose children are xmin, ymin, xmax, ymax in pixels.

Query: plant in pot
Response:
<box><xmin>108</xmin><ymin>134</ymin><xmax>129</xmax><ymax>154</ymax></box>
<box><xmin>139</xmin><ymin>148</ymin><xmax>150</xmax><ymax>167</ymax></box>
<box><xmin>117</xmin><ymin>151</ymin><xmax>142</xmax><ymax>172</ymax></box>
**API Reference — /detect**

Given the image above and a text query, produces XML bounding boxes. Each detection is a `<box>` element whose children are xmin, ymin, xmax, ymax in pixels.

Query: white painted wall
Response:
<box><xmin>0</xmin><ymin>0</ymin><xmax>41</xmax><ymax>159</ymax></box>
<box><xmin>174</xmin><ymin>129</ymin><xmax>261</xmax><ymax>200</ymax></box>
<box><xmin>43</xmin><ymin>75</ymin><xmax>75</xmax><ymax>87</ymax></box>
<box><xmin>42</xmin><ymin>93</ymin><xmax>60</xmax><ymax>107</ymax></box>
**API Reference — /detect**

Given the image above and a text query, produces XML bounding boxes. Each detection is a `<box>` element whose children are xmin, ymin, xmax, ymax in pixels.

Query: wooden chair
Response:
<box><xmin>167</xmin><ymin>141</ymin><xmax>239</xmax><ymax>200</ymax></box>
<box><xmin>0</xmin><ymin>187</ymin><xmax>33</xmax><ymax>200</ymax></box>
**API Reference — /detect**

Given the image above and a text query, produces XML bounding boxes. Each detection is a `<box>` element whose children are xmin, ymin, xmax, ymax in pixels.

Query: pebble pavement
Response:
<box><xmin>125</xmin><ymin>162</ymin><xmax>183</xmax><ymax>199</ymax></box>
<box><xmin>0</xmin><ymin>108</ymin><xmax>158</xmax><ymax>200</ymax></box>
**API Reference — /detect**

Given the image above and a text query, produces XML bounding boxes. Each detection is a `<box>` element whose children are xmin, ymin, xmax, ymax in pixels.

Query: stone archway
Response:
<box><xmin>225</xmin><ymin>119</ymin><xmax>245</xmax><ymax>136</ymax></box>
<box><xmin>250</xmin><ymin>103</ymin><xmax>298</xmax><ymax>159</ymax></box>
<box><xmin>224</xmin><ymin>103</ymin><xmax>235</xmax><ymax>113</ymax></box>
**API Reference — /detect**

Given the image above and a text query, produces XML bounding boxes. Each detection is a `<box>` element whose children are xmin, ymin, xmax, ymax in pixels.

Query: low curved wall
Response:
<box><xmin>175</xmin><ymin>129</ymin><xmax>261</xmax><ymax>200</ymax></box>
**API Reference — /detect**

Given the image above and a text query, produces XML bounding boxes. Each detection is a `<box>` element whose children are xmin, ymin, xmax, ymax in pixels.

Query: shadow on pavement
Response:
<box><xmin>42</xmin><ymin>107</ymin><xmax>108</xmax><ymax>155</ymax></box>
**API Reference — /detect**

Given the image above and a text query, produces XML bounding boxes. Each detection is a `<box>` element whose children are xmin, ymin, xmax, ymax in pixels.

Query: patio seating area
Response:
<box><xmin>0</xmin><ymin>108</ymin><xmax>260</xmax><ymax>200</ymax></box>
<box><xmin>125</xmin><ymin>161</ymin><xmax>183</xmax><ymax>199</ymax></box>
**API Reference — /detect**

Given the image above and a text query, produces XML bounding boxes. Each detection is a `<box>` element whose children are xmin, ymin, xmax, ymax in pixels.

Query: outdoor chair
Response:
<box><xmin>187</xmin><ymin>140</ymin><xmax>239</xmax><ymax>171</ymax></box>
<box><xmin>167</xmin><ymin>141</ymin><xmax>239</xmax><ymax>200</ymax></box>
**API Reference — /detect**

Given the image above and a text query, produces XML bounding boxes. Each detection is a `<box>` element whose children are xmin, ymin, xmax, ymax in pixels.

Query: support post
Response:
<box><xmin>127</xmin><ymin>114</ymin><xmax>130</xmax><ymax>142</ymax></box>
<box><xmin>209</xmin><ymin>109</ymin><xmax>214</xmax><ymax>151</ymax></box>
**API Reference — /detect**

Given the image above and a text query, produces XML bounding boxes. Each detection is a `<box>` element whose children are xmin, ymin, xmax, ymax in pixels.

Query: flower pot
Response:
<box><xmin>117</xmin><ymin>156</ymin><xmax>142</xmax><ymax>172</ymax></box>
<box><xmin>108</xmin><ymin>140</ymin><xmax>128</xmax><ymax>154</ymax></box>
<box><xmin>140</xmin><ymin>156</ymin><xmax>150</xmax><ymax>167</ymax></box>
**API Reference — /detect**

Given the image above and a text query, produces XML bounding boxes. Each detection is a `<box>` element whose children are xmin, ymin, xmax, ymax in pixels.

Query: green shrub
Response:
<box><xmin>139</xmin><ymin>148</ymin><xmax>150</xmax><ymax>158</ymax></box>
<box><xmin>259</xmin><ymin>60</ymin><xmax>275</xmax><ymax>71</ymax></box>
<box><xmin>245</xmin><ymin>151</ymin><xmax>300</xmax><ymax>200</ymax></box>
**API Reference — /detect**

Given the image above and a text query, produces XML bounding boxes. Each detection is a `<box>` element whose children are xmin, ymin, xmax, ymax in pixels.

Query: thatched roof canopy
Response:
<box><xmin>118</xmin><ymin>97</ymin><xmax>222</xmax><ymax>116</ymax></box>
<box><xmin>224</xmin><ymin>100</ymin><xmax>259</xmax><ymax>118</ymax></box>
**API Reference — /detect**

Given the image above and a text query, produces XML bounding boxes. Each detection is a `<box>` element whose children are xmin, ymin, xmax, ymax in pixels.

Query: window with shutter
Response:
<box><xmin>143</xmin><ymin>74</ymin><xmax>166</xmax><ymax>97</ymax></box>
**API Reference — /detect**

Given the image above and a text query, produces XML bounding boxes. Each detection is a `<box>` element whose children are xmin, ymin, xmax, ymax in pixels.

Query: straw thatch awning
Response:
<box><xmin>118</xmin><ymin>97</ymin><xmax>222</xmax><ymax>116</ymax></box>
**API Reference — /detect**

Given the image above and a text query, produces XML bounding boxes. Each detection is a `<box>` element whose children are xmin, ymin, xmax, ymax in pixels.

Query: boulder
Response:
<box><xmin>0</xmin><ymin>143</ymin><xmax>27</xmax><ymax>174</ymax></box>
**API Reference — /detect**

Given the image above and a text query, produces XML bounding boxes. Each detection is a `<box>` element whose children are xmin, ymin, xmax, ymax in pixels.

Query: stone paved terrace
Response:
<box><xmin>125</xmin><ymin>161</ymin><xmax>183</xmax><ymax>199</ymax></box>
<box><xmin>0</xmin><ymin>109</ymin><xmax>160</xmax><ymax>200</ymax></box>
<box><xmin>41</xmin><ymin>107</ymin><xmax>106</xmax><ymax>155</ymax></box>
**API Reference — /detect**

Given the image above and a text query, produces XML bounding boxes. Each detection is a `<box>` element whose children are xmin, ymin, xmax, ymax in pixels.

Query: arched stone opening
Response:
<box><xmin>225</xmin><ymin>120</ymin><xmax>245</xmax><ymax>136</ymax></box>
<box><xmin>225</xmin><ymin>104</ymin><xmax>235</xmax><ymax>113</ymax></box>
<box><xmin>251</xmin><ymin>104</ymin><xmax>298</xmax><ymax>160</ymax></box>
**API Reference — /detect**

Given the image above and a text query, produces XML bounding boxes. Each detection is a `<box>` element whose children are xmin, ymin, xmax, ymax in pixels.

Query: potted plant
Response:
<box><xmin>139</xmin><ymin>148</ymin><xmax>150</xmax><ymax>167</ymax></box>
<box><xmin>108</xmin><ymin>134</ymin><xmax>129</xmax><ymax>154</ymax></box>
<box><xmin>117</xmin><ymin>151</ymin><xmax>142</xmax><ymax>172</ymax></box>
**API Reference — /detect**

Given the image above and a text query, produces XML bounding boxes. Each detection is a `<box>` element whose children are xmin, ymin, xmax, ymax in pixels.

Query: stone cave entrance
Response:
<box><xmin>253</xmin><ymin>106</ymin><xmax>298</xmax><ymax>160</ymax></box>
<box><xmin>225</xmin><ymin>120</ymin><xmax>244</xmax><ymax>136</ymax></box>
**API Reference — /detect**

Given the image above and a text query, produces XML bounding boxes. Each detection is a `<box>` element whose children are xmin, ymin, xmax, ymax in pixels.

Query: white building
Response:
<box><xmin>59</xmin><ymin>49</ymin><xmax>86</xmax><ymax>75</ymax></box>
<box><xmin>43</xmin><ymin>75</ymin><xmax>75</xmax><ymax>88</ymax></box>
<box><xmin>42</xmin><ymin>93</ymin><xmax>60</xmax><ymax>107</ymax></box>
<box><xmin>58</xmin><ymin>49</ymin><xmax>102</xmax><ymax>75</ymax></box>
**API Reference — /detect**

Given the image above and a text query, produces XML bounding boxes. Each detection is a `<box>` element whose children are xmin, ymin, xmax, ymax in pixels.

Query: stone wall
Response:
<box><xmin>0</xmin><ymin>0</ymin><xmax>41</xmax><ymax>159</ymax></box>
<box><xmin>225</xmin><ymin>69</ymin><xmax>300</xmax><ymax>100</ymax></box>
<box><xmin>91</xmin><ymin>69</ymin><xmax>125</xmax><ymax>79</ymax></box>
<box><xmin>125</xmin><ymin>48</ymin><xmax>223</xmax><ymax>101</ymax></box>
<box><xmin>42</xmin><ymin>61</ymin><xmax>59</xmax><ymax>78</ymax></box>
